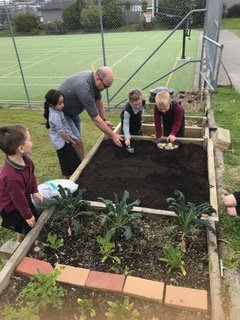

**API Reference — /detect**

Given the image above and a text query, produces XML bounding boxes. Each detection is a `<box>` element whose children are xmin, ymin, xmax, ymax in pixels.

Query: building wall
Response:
<box><xmin>42</xmin><ymin>10</ymin><xmax>62</xmax><ymax>22</ymax></box>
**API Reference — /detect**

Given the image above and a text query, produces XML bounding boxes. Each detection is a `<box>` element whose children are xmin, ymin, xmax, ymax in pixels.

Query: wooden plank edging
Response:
<box><xmin>88</xmin><ymin>200</ymin><xmax>218</xmax><ymax>221</ymax></box>
<box><xmin>70</xmin><ymin>134</ymin><xmax>105</xmax><ymax>182</ymax></box>
<box><xmin>207</xmin><ymin>222</ymin><xmax>225</xmax><ymax>320</ymax></box>
<box><xmin>207</xmin><ymin>139</ymin><xmax>218</xmax><ymax>218</ymax></box>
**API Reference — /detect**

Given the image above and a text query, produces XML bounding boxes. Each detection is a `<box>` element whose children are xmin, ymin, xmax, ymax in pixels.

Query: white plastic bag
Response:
<box><xmin>32</xmin><ymin>179</ymin><xmax>78</xmax><ymax>207</ymax></box>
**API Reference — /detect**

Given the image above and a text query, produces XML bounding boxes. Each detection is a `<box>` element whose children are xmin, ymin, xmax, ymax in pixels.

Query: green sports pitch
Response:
<box><xmin>0</xmin><ymin>30</ymin><xmax>200</xmax><ymax>105</ymax></box>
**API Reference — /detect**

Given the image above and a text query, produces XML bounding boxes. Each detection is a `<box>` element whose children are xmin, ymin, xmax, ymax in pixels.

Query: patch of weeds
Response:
<box><xmin>3</xmin><ymin>270</ymin><xmax>66</xmax><ymax>319</ymax></box>
<box><xmin>77</xmin><ymin>298</ymin><xmax>96</xmax><ymax>319</ymax></box>
<box><xmin>105</xmin><ymin>296</ymin><xmax>139</xmax><ymax>320</ymax></box>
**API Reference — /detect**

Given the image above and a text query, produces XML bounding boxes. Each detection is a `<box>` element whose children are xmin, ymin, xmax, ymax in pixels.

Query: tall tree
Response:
<box><xmin>14</xmin><ymin>13</ymin><xmax>38</xmax><ymax>33</ymax></box>
<box><xmin>62</xmin><ymin>0</ymin><xmax>86</xmax><ymax>30</ymax></box>
<box><xmin>102</xmin><ymin>0</ymin><xmax>123</xmax><ymax>29</ymax></box>
<box><xmin>81</xmin><ymin>4</ymin><xmax>100</xmax><ymax>31</ymax></box>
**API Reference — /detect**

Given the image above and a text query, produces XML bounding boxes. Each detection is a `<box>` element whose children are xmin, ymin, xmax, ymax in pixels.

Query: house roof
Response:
<box><xmin>42</xmin><ymin>0</ymin><xmax>72</xmax><ymax>11</ymax></box>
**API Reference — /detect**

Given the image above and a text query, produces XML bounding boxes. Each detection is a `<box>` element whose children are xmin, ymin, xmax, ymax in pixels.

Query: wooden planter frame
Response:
<box><xmin>71</xmin><ymin>121</ymin><xmax>218</xmax><ymax>221</ymax></box>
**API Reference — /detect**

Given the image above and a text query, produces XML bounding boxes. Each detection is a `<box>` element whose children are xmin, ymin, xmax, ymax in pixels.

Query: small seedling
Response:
<box><xmin>97</xmin><ymin>230</ymin><xmax>121</xmax><ymax>264</ymax></box>
<box><xmin>43</xmin><ymin>233</ymin><xmax>64</xmax><ymax>250</ymax></box>
<box><xmin>77</xmin><ymin>298</ymin><xmax>96</xmax><ymax>319</ymax></box>
<box><xmin>105</xmin><ymin>296</ymin><xmax>139</xmax><ymax>320</ymax></box>
<box><xmin>159</xmin><ymin>242</ymin><xmax>186</xmax><ymax>276</ymax></box>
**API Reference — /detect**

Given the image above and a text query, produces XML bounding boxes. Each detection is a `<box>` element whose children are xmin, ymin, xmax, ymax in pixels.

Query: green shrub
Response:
<box><xmin>13</xmin><ymin>13</ymin><xmax>38</xmax><ymax>33</ymax></box>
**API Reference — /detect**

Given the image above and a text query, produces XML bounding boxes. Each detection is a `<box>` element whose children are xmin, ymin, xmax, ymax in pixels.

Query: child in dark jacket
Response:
<box><xmin>121</xmin><ymin>89</ymin><xmax>145</xmax><ymax>147</ymax></box>
<box><xmin>154</xmin><ymin>91</ymin><xmax>185</xmax><ymax>142</ymax></box>
<box><xmin>0</xmin><ymin>124</ymin><xmax>43</xmax><ymax>242</ymax></box>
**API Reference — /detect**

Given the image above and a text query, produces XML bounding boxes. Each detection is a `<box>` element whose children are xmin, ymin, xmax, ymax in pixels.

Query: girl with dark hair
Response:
<box><xmin>44</xmin><ymin>89</ymin><xmax>83</xmax><ymax>178</ymax></box>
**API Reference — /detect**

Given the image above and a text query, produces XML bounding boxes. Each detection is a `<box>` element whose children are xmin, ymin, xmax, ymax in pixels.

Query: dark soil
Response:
<box><xmin>76</xmin><ymin>139</ymin><xmax>209</xmax><ymax>210</ymax></box>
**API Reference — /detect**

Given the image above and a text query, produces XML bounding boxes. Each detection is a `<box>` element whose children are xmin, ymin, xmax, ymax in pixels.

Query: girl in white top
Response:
<box><xmin>43</xmin><ymin>89</ymin><xmax>83</xmax><ymax>178</ymax></box>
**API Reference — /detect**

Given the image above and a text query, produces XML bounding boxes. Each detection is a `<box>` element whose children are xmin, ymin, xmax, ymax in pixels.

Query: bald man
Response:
<box><xmin>59</xmin><ymin>67</ymin><xmax>123</xmax><ymax>159</ymax></box>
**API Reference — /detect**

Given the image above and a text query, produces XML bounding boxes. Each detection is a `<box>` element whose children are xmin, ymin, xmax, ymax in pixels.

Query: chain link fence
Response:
<box><xmin>199</xmin><ymin>0</ymin><xmax>224</xmax><ymax>90</ymax></box>
<box><xmin>0</xmin><ymin>0</ymin><xmax>223</xmax><ymax>105</ymax></box>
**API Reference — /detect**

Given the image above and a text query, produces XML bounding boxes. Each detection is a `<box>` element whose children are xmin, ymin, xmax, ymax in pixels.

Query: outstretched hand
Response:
<box><xmin>112</xmin><ymin>133</ymin><xmax>123</xmax><ymax>147</ymax></box>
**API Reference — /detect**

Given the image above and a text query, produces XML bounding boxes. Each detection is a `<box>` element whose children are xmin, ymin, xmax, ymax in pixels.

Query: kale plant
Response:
<box><xmin>98</xmin><ymin>191</ymin><xmax>142</xmax><ymax>240</ymax></box>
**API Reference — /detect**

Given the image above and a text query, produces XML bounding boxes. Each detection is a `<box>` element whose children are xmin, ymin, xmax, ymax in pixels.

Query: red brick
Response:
<box><xmin>165</xmin><ymin>285</ymin><xmax>208</xmax><ymax>311</ymax></box>
<box><xmin>123</xmin><ymin>276</ymin><xmax>164</xmax><ymax>302</ymax></box>
<box><xmin>86</xmin><ymin>271</ymin><xmax>125</xmax><ymax>292</ymax></box>
<box><xmin>55</xmin><ymin>264</ymin><xmax>90</xmax><ymax>287</ymax></box>
<box><xmin>16</xmin><ymin>257</ymin><xmax>53</xmax><ymax>277</ymax></box>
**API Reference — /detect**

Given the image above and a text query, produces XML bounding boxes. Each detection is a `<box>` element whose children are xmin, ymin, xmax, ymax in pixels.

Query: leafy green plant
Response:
<box><xmin>122</xmin><ymin>265</ymin><xmax>134</xmax><ymax>276</ymax></box>
<box><xmin>43</xmin><ymin>232</ymin><xmax>64</xmax><ymax>250</ymax></box>
<box><xmin>166</xmin><ymin>190</ymin><xmax>216</xmax><ymax>250</ymax></box>
<box><xmin>3</xmin><ymin>270</ymin><xmax>66</xmax><ymax>319</ymax></box>
<box><xmin>97</xmin><ymin>230</ymin><xmax>121</xmax><ymax>264</ymax></box>
<box><xmin>167</xmin><ymin>190</ymin><xmax>216</xmax><ymax>236</ymax></box>
<box><xmin>77</xmin><ymin>298</ymin><xmax>96</xmax><ymax>320</ymax></box>
<box><xmin>98</xmin><ymin>191</ymin><xmax>142</xmax><ymax>240</ymax></box>
<box><xmin>41</xmin><ymin>185</ymin><xmax>93</xmax><ymax>236</ymax></box>
<box><xmin>17</xmin><ymin>270</ymin><xmax>66</xmax><ymax>312</ymax></box>
<box><xmin>159</xmin><ymin>243</ymin><xmax>186</xmax><ymax>276</ymax></box>
<box><xmin>105</xmin><ymin>296</ymin><xmax>139</xmax><ymax>320</ymax></box>
<box><xmin>3</xmin><ymin>305</ymin><xmax>39</xmax><ymax>320</ymax></box>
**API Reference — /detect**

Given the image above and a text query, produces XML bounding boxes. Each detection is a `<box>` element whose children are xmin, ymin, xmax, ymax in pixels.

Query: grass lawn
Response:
<box><xmin>221</xmin><ymin>18</ymin><xmax>240</xmax><ymax>37</ymax></box>
<box><xmin>0</xmin><ymin>30</ymin><xmax>200</xmax><ymax>104</ymax></box>
<box><xmin>212</xmin><ymin>87</ymin><xmax>240</xmax><ymax>268</ymax></box>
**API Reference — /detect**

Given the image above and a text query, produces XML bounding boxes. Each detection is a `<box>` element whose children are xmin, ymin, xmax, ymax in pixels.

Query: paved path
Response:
<box><xmin>218</xmin><ymin>30</ymin><xmax>240</xmax><ymax>90</ymax></box>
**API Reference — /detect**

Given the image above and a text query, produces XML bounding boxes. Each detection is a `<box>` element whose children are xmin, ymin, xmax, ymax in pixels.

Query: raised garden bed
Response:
<box><xmin>76</xmin><ymin>139</ymin><xmax>209</xmax><ymax>210</ymax></box>
<box><xmin>0</xmin><ymin>133</ymin><xmax>219</xmax><ymax>320</ymax></box>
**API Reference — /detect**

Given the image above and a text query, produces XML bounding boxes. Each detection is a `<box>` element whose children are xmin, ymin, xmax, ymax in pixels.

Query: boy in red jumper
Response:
<box><xmin>154</xmin><ymin>91</ymin><xmax>185</xmax><ymax>142</ymax></box>
<box><xmin>0</xmin><ymin>124</ymin><xmax>43</xmax><ymax>242</ymax></box>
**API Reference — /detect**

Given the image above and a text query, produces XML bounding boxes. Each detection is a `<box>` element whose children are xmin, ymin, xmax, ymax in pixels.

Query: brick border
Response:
<box><xmin>14</xmin><ymin>257</ymin><xmax>208</xmax><ymax>313</ymax></box>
